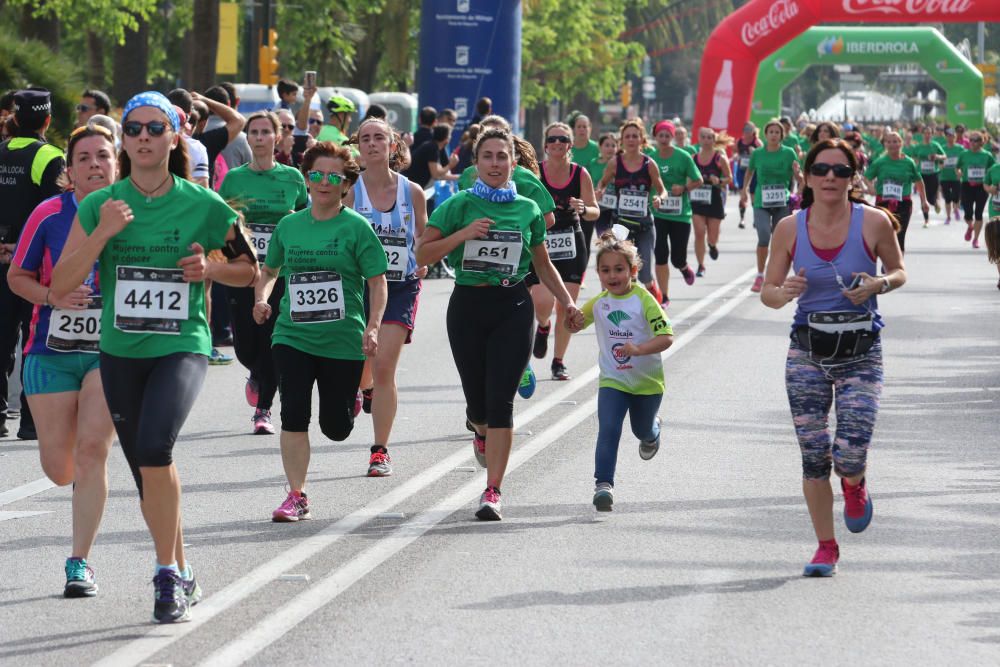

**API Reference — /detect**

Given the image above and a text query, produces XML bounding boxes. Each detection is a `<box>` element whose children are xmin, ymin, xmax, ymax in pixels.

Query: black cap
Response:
<box><xmin>13</xmin><ymin>89</ymin><xmax>52</xmax><ymax>125</ymax></box>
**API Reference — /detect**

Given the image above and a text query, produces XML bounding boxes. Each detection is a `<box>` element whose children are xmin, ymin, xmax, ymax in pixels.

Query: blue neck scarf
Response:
<box><xmin>470</xmin><ymin>178</ymin><xmax>517</xmax><ymax>203</ymax></box>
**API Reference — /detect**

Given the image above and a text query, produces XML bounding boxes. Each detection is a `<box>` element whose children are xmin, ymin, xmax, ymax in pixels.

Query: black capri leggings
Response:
<box><xmin>100</xmin><ymin>352</ymin><xmax>208</xmax><ymax>498</ymax></box>
<box><xmin>653</xmin><ymin>217</ymin><xmax>692</xmax><ymax>269</ymax></box>
<box><xmin>961</xmin><ymin>183</ymin><xmax>989</xmax><ymax>222</ymax></box>
<box><xmin>876</xmin><ymin>198</ymin><xmax>913</xmax><ymax>253</ymax></box>
<box><xmin>941</xmin><ymin>180</ymin><xmax>961</xmax><ymax>204</ymax></box>
<box><xmin>228</xmin><ymin>280</ymin><xmax>285</xmax><ymax>411</ymax></box>
<box><xmin>272</xmin><ymin>344</ymin><xmax>364</xmax><ymax>440</ymax></box>
<box><xmin>446</xmin><ymin>282</ymin><xmax>534</xmax><ymax>429</ymax></box>
<box><xmin>921</xmin><ymin>173</ymin><xmax>939</xmax><ymax>206</ymax></box>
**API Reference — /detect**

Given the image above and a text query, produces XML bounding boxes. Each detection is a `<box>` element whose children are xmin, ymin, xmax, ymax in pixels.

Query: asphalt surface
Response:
<box><xmin>2</xmin><ymin>198</ymin><xmax>999</xmax><ymax>666</ymax></box>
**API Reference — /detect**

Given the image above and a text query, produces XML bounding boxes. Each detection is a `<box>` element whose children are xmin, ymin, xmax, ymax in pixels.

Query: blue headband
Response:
<box><xmin>123</xmin><ymin>91</ymin><xmax>180</xmax><ymax>132</ymax></box>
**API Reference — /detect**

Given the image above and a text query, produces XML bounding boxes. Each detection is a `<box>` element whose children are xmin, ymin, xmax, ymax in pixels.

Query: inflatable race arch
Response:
<box><xmin>693</xmin><ymin>0</ymin><xmax>1000</xmax><ymax>138</ymax></box>
<box><xmin>751</xmin><ymin>26</ymin><xmax>984</xmax><ymax>129</ymax></box>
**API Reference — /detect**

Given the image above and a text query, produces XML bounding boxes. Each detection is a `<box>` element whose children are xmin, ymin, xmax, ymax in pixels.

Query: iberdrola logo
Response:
<box><xmin>608</xmin><ymin>310</ymin><xmax>632</xmax><ymax>326</ymax></box>
<box><xmin>817</xmin><ymin>36</ymin><xmax>844</xmax><ymax>57</ymax></box>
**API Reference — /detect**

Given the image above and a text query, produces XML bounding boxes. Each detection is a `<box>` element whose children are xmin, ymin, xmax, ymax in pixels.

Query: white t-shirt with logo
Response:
<box><xmin>580</xmin><ymin>284</ymin><xmax>673</xmax><ymax>395</ymax></box>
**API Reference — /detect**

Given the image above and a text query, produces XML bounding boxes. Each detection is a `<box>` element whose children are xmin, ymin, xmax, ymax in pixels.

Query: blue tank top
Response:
<box><xmin>792</xmin><ymin>203</ymin><xmax>883</xmax><ymax>331</ymax></box>
<box><xmin>352</xmin><ymin>172</ymin><xmax>417</xmax><ymax>281</ymax></box>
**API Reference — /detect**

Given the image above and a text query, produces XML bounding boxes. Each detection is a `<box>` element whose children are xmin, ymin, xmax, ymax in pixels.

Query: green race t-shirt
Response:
<box><xmin>864</xmin><ymin>154</ymin><xmax>921</xmax><ymax>199</ymax></box>
<box><xmin>649</xmin><ymin>147</ymin><xmax>701</xmax><ymax>223</ymax></box>
<box><xmin>317</xmin><ymin>125</ymin><xmax>349</xmax><ymax>145</ymax></box>
<box><xmin>264</xmin><ymin>207</ymin><xmax>388</xmax><ymax>360</ymax></box>
<box><xmin>427</xmin><ymin>190</ymin><xmax>545</xmax><ymax>287</ymax></box>
<box><xmin>679</xmin><ymin>144</ymin><xmax>697</xmax><ymax>156</ymax></box>
<box><xmin>458</xmin><ymin>165</ymin><xmax>555</xmax><ymax>215</ymax></box>
<box><xmin>909</xmin><ymin>141</ymin><xmax>946</xmax><ymax>175</ymax></box>
<box><xmin>77</xmin><ymin>176</ymin><xmax>237</xmax><ymax>358</ymax></box>
<box><xmin>571</xmin><ymin>140</ymin><xmax>600</xmax><ymax>179</ymax></box>
<box><xmin>957</xmin><ymin>150</ymin><xmax>996</xmax><ymax>185</ymax></box>
<box><xmin>218</xmin><ymin>163</ymin><xmax>309</xmax><ymax>263</ymax></box>
<box><xmin>985</xmin><ymin>163</ymin><xmax>1000</xmax><ymax>217</ymax></box>
<box><xmin>939</xmin><ymin>145</ymin><xmax>966</xmax><ymax>182</ymax></box>
<box><xmin>747</xmin><ymin>145</ymin><xmax>798</xmax><ymax>209</ymax></box>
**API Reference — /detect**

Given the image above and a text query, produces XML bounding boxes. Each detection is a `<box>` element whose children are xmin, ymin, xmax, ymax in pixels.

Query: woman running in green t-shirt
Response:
<box><xmin>863</xmin><ymin>131</ymin><xmax>928</xmax><ymax>253</ymax></box>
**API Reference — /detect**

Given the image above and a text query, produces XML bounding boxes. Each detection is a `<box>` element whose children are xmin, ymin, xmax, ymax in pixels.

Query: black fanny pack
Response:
<box><xmin>795</xmin><ymin>311</ymin><xmax>877</xmax><ymax>360</ymax></box>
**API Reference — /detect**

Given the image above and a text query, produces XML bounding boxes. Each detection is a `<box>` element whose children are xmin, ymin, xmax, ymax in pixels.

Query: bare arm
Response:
<box><xmin>362</xmin><ymin>274</ymin><xmax>387</xmax><ymax>356</ymax></box>
<box><xmin>192</xmin><ymin>91</ymin><xmax>243</xmax><ymax>144</ymax></box>
<box><xmin>52</xmin><ymin>201</ymin><xmax>132</xmax><ymax>298</ymax></box>
<box><xmin>760</xmin><ymin>214</ymin><xmax>800</xmax><ymax>309</ymax></box>
<box><xmin>415</xmin><ymin>220</ymin><xmax>488</xmax><ymax>267</ymax></box>
<box><xmin>572</xmin><ymin>169</ymin><xmax>600</xmax><ymax>222</ymax></box>
<box><xmin>252</xmin><ymin>265</ymin><xmax>280</xmax><ymax>324</ymax></box>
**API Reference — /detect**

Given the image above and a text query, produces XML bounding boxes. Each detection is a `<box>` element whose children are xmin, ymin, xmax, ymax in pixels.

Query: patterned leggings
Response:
<box><xmin>785</xmin><ymin>337</ymin><xmax>883</xmax><ymax>480</ymax></box>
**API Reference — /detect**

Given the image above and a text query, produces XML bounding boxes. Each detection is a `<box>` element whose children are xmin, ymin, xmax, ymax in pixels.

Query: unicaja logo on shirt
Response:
<box><xmin>607</xmin><ymin>310</ymin><xmax>632</xmax><ymax>327</ymax></box>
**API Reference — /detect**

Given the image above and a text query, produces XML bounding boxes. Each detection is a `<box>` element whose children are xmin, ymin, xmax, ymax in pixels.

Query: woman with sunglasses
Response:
<box><xmin>691</xmin><ymin>127</ymin><xmax>733</xmax><ymax>277</ymax></box>
<box><xmin>417</xmin><ymin>128</ymin><xmax>582</xmax><ymax>521</ymax></box>
<box><xmin>343</xmin><ymin>117</ymin><xmax>428</xmax><ymax>477</ymax></box>
<box><xmin>530</xmin><ymin>122</ymin><xmax>599</xmax><ymax>380</ymax></box>
<box><xmin>7</xmin><ymin>125</ymin><xmax>117</xmax><ymax>598</ymax></box>
<box><xmin>219</xmin><ymin>111</ymin><xmax>309</xmax><ymax>436</ymax></box>
<box><xmin>52</xmin><ymin>92</ymin><xmax>259</xmax><ymax>623</ymax></box>
<box><xmin>863</xmin><ymin>131</ymin><xmax>928</xmax><ymax>252</ymax></box>
<box><xmin>956</xmin><ymin>131</ymin><xmax>996</xmax><ymax>249</ymax></box>
<box><xmin>762</xmin><ymin>138</ymin><xmax>906</xmax><ymax>577</ymax></box>
<box><xmin>741</xmin><ymin>119</ymin><xmax>801</xmax><ymax>293</ymax></box>
<box><xmin>254</xmin><ymin>142</ymin><xmax>387</xmax><ymax>522</ymax></box>
<box><xmin>596</xmin><ymin>119</ymin><xmax>667</xmax><ymax>303</ymax></box>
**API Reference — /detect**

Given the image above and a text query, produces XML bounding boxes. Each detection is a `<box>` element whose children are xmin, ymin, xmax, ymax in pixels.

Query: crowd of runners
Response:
<box><xmin>2</xmin><ymin>80</ymin><xmax>999</xmax><ymax>624</ymax></box>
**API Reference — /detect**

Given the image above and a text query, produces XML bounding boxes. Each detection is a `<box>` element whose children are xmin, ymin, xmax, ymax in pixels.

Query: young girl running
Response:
<box><xmin>567</xmin><ymin>231</ymin><xmax>674</xmax><ymax>511</ymax></box>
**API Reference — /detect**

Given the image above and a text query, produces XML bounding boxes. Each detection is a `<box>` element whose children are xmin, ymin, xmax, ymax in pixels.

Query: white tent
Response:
<box><xmin>986</xmin><ymin>96</ymin><xmax>999</xmax><ymax>124</ymax></box>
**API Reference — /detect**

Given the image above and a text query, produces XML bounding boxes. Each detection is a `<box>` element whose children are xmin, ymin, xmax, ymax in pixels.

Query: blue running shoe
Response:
<box><xmin>842</xmin><ymin>478</ymin><xmax>873</xmax><ymax>533</ymax></box>
<box><xmin>152</xmin><ymin>569</ymin><xmax>190</xmax><ymax>623</ymax></box>
<box><xmin>517</xmin><ymin>366</ymin><xmax>536</xmax><ymax>399</ymax></box>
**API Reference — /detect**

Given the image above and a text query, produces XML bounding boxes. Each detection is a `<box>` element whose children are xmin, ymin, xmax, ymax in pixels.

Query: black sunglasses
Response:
<box><xmin>76</xmin><ymin>103</ymin><xmax>93</xmax><ymax>113</ymax></box>
<box><xmin>123</xmin><ymin>120</ymin><xmax>168</xmax><ymax>138</ymax></box>
<box><xmin>809</xmin><ymin>162</ymin><xmax>854</xmax><ymax>178</ymax></box>
<box><xmin>546</xmin><ymin>136</ymin><xmax>571</xmax><ymax>144</ymax></box>
<box><xmin>281</xmin><ymin>124</ymin><xmax>294</xmax><ymax>131</ymax></box>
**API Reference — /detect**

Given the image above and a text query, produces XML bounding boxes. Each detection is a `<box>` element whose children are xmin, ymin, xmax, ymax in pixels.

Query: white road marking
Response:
<box><xmin>0</xmin><ymin>510</ymin><xmax>53</xmax><ymax>522</ymax></box>
<box><xmin>0</xmin><ymin>478</ymin><xmax>56</xmax><ymax>507</ymax></box>
<box><xmin>91</xmin><ymin>267</ymin><xmax>757</xmax><ymax>667</ymax></box>
<box><xmin>200</xmin><ymin>274</ymin><xmax>757</xmax><ymax>666</ymax></box>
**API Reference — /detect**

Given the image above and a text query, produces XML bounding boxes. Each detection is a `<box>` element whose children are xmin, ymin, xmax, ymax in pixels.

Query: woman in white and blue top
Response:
<box><xmin>345</xmin><ymin>117</ymin><xmax>428</xmax><ymax>477</ymax></box>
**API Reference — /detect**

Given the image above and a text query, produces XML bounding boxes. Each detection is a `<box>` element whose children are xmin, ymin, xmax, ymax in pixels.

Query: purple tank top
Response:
<box><xmin>792</xmin><ymin>203</ymin><xmax>883</xmax><ymax>331</ymax></box>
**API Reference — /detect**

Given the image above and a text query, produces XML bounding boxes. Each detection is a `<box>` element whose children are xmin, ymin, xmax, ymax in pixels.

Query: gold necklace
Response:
<box><xmin>130</xmin><ymin>174</ymin><xmax>172</xmax><ymax>203</ymax></box>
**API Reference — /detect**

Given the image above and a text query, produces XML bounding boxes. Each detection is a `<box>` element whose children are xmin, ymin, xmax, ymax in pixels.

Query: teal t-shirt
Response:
<box><xmin>649</xmin><ymin>147</ymin><xmax>701</xmax><ymax>223</ymax></box>
<box><xmin>939</xmin><ymin>145</ymin><xmax>966</xmax><ymax>182</ymax></box>
<box><xmin>218</xmin><ymin>163</ymin><xmax>309</xmax><ymax>263</ymax></box>
<box><xmin>864</xmin><ymin>154</ymin><xmax>922</xmax><ymax>199</ymax></box>
<box><xmin>909</xmin><ymin>141</ymin><xmax>945</xmax><ymax>175</ymax></box>
<box><xmin>264</xmin><ymin>207</ymin><xmax>388</xmax><ymax>360</ymax></box>
<box><xmin>427</xmin><ymin>190</ymin><xmax>545</xmax><ymax>287</ymax></box>
<box><xmin>458</xmin><ymin>165</ymin><xmax>556</xmax><ymax>216</ymax></box>
<box><xmin>957</xmin><ymin>150</ymin><xmax>996</xmax><ymax>185</ymax></box>
<box><xmin>985</xmin><ymin>163</ymin><xmax>1000</xmax><ymax>217</ymax></box>
<box><xmin>77</xmin><ymin>176</ymin><xmax>237</xmax><ymax>358</ymax></box>
<box><xmin>747</xmin><ymin>145</ymin><xmax>798</xmax><ymax>209</ymax></box>
<box><xmin>571</xmin><ymin>140</ymin><xmax>600</xmax><ymax>179</ymax></box>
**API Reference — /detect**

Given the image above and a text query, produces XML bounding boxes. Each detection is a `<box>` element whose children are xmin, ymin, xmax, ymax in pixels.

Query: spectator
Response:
<box><xmin>275</xmin><ymin>108</ymin><xmax>296</xmax><ymax>165</ymax></box>
<box><xmin>437</xmin><ymin>108</ymin><xmax>457</xmax><ymax>128</ymax></box>
<box><xmin>0</xmin><ymin>90</ymin><xmax>15</xmax><ymax>122</ymax></box>
<box><xmin>470</xmin><ymin>96</ymin><xmax>491</xmax><ymax>125</ymax></box>
<box><xmin>75</xmin><ymin>89</ymin><xmax>111</xmax><ymax>127</ymax></box>
<box><xmin>208</xmin><ymin>83</ymin><xmax>252</xmax><ymax>172</ymax></box>
<box><xmin>402</xmin><ymin>123</ymin><xmax>458</xmax><ymax>215</ymax></box>
<box><xmin>413</xmin><ymin>106</ymin><xmax>437</xmax><ymax>148</ymax></box>
<box><xmin>363</xmin><ymin>104</ymin><xmax>387</xmax><ymax>121</ymax></box>
<box><xmin>277</xmin><ymin>78</ymin><xmax>299</xmax><ymax>110</ymax></box>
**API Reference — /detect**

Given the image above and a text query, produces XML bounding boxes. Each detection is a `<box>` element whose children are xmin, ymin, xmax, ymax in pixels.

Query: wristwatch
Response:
<box><xmin>880</xmin><ymin>277</ymin><xmax>891</xmax><ymax>294</ymax></box>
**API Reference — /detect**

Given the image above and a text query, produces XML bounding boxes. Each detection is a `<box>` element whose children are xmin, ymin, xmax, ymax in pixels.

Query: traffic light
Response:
<box><xmin>620</xmin><ymin>81</ymin><xmax>632</xmax><ymax>108</ymax></box>
<box><xmin>259</xmin><ymin>29</ymin><xmax>279</xmax><ymax>86</ymax></box>
<box><xmin>978</xmin><ymin>63</ymin><xmax>997</xmax><ymax>97</ymax></box>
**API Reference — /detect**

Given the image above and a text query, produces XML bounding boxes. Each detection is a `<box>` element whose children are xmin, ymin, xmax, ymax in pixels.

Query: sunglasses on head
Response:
<box><xmin>808</xmin><ymin>162</ymin><xmax>854</xmax><ymax>178</ymax></box>
<box><xmin>307</xmin><ymin>170</ymin><xmax>344</xmax><ymax>185</ymax></box>
<box><xmin>122</xmin><ymin>120</ymin><xmax>168</xmax><ymax>137</ymax></box>
<box><xmin>545</xmin><ymin>135</ymin><xmax>571</xmax><ymax>144</ymax></box>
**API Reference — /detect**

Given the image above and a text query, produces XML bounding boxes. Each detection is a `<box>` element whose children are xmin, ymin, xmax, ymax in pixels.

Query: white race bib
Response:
<box><xmin>944</xmin><ymin>156</ymin><xmax>958</xmax><ymax>169</ymax></box>
<box><xmin>248</xmin><ymin>223</ymin><xmax>274</xmax><ymax>264</ymax></box>
<box><xmin>920</xmin><ymin>160</ymin><xmax>935</xmax><ymax>173</ymax></box>
<box><xmin>657</xmin><ymin>195</ymin><xmax>683</xmax><ymax>215</ymax></box>
<box><xmin>739</xmin><ymin>156</ymin><xmax>750</xmax><ymax>169</ymax></box>
<box><xmin>600</xmin><ymin>186</ymin><xmax>617</xmax><ymax>209</ymax></box>
<box><xmin>968</xmin><ymin>167</ymin><xmax>986</xmax><ymax>181</ymax></box>
<box><xmin>288</xmin><ymin>271</ymin><xmax>344</xmax><ymax>323</ymax></box>
<box><xmin>545</xmin><ymin>228</ymin><xmax>576</xmax><ymax>261</ymax></box>
<box><xmin>379</xmin><ymin>233</ymin><xmax>407</xmax><ymax>282</ymax></box>
<box><xmin>617</xmin><ymin>189</ymin><xmax>648</xmax><ymax>218</ymax></box>
<box><xmin>690</xmin><ymin>186</ymin><xmax>713</xmax><ymax>204</ymax></box>
<box><xmin>762</xmin><ymin>184</ymin><xmax>788</xmax><ymax>207</ymax></box>
<box><xmin>47</xmin><ymin>298</ymin><xmax>102</xmax><ymax>353</ymax></box>
<box><xmin>462</xmin><ymin>229</ymin><xmax>522</xmax><ymax>276</ymax></box>
<box><xmin>114</xmin><ymin>267</ymin><xmax>189</xmax><ymax>335</ymax></box>
<box><xmin>881</xmin><ymin>180</ymin><xmax>904</xmax><ymax>201</ymax></box>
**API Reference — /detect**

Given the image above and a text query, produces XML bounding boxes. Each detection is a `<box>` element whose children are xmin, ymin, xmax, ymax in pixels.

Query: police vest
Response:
<box><xmin>0</xmin><ymin>137</ymin><xmax>65</xmax><ymax>242</ymax></box>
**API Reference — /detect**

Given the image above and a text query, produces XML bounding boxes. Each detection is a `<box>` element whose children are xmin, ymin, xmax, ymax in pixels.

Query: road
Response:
<box><xmin>2</xmin><ymin>199</ymin><xmax>999</xmax><ymax>666</ymax></box>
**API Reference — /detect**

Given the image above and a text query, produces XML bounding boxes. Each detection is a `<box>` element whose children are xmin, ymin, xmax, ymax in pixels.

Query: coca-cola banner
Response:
<box><xmin>693</xmin><ymin>0</ymin><xmax>999</xmax><ymax>138</ymax></box>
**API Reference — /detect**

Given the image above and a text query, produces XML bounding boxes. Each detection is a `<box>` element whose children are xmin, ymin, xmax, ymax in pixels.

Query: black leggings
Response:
<box><xmin>100</xmin><ymin>352</ymin><xmax>208</xmax><ymax>498</ymax></box>
<box><xmin>921</xmin><ymin>173</ymin><xmax>939</xmax><ymax>206</ymax></box>
<box><xmin>653</xmin><ymin>217</ymin><xmax>691</xmax><ymax>269</ymax></box>
<box><xmin>227</xmin><ymin>280</ymin><xmax>284</xmax><ymax>410</ymax></box>
<box><xmin>272</xmin><ymin>344</ymin><xmax>363</xmax><ymax>440</ymax></box>
<box><xmin>962</xmin><ymin>183</ymin><xmax>989</xmax><ymax>222</ymax></box>
<box><xmin>877</xmin><ymin>198</ymin><xmax>913</xmax><ymax>253</ymax></box>
<box><xmin>446</xmin><ymin>282</ymin><xmax>534</xmax><ymax>428</ymax></box>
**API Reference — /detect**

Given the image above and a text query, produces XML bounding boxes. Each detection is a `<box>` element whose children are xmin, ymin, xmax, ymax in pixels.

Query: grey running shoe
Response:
<box><xmin>639</xmin><ymin>416</ymin><xmax>661</xmax><ymax>461</ymax></box>
<box><xmin>64</xmin><ymin>558</ymin><xmax>98</xmax><ymax>598</ymax></box>
<box><xmin>593</xmin><ymin>482</ymin><xmax>614</xmax><ymax>512</ymax></box>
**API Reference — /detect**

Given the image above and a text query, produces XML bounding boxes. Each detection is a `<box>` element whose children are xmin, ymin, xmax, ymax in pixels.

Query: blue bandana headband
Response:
<box><xmin>123</xmin><ymin>91</ymin><xmax>180</xmax><ymax>132</ymax></box>
<box><xmin>470</xmin><ymin>178</ymin><xmax>518</xmax><ymax>203</ymax></box>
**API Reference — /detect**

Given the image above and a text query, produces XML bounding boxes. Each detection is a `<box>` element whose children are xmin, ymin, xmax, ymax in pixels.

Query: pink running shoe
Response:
<box><xmin>245</xmin><ymin>377</ymin><xmax>259</xmax><ymax>408</ymax></box>
<box><xmin>750</xmin><ymin>275</ymin><xmax>764</xmax><ymax>293</ymax></box>
<box><xmin>475</xmin><ymin>486</ymin><xmax>502</xmax><ymax>521</ymax></box>
<box><xmin>681</xmin><ymin>265</ymin><xmax>696</xmax><ymax>286</ymax></box>
<box><xmin>973</xmin><ymin>239</ymin><xmax>980</xmax><ymax>249</ymax></box>
<box><xmin>367</xmin><ymin>449</ymin><xmax>392</xmax><ymax>477</ymax></box>
<box><xmin>353</xmin><ymin>390</ymin><xmax>363</xmax><ymax>418</ymax></box>
<box><xmin>965</xmin><ymin>225</ymin><xmax>973</xmax><ymax>241</ymax></box>
<box><xmin>842</xmin><ymin>477</ymin><xmax>873</xmax><ymax>533</ymax></box>
<box><xmin>803</xmin><ymin>542</ymin><xmax>839</xmax><ymax>577</ymax></box>
<box><xmin>472</xmin><ymin>432</ymin><xmax>487</xmax><ymax>468</ymax></box>
<box><xmin>272</xmin><ymin>490</ymin><xmax>310</xmax><ymax>522</ymax></box>
<box><xmin>252</xmin><ymin>409</ymin><xmax>275</xmax><ymax>435</ymax></box>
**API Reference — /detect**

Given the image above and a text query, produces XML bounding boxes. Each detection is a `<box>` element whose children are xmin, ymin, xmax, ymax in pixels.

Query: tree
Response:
<box><xmin>188</xmin><ymin>0</ymin><xmax>220</xmax><ymax>91</ymax></box>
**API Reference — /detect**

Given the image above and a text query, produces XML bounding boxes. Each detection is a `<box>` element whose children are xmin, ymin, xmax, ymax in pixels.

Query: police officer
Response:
<box><xmin>0</xmin><ymin>89</ymin><xmax>65</xmax><ymax>439</ymax></box>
